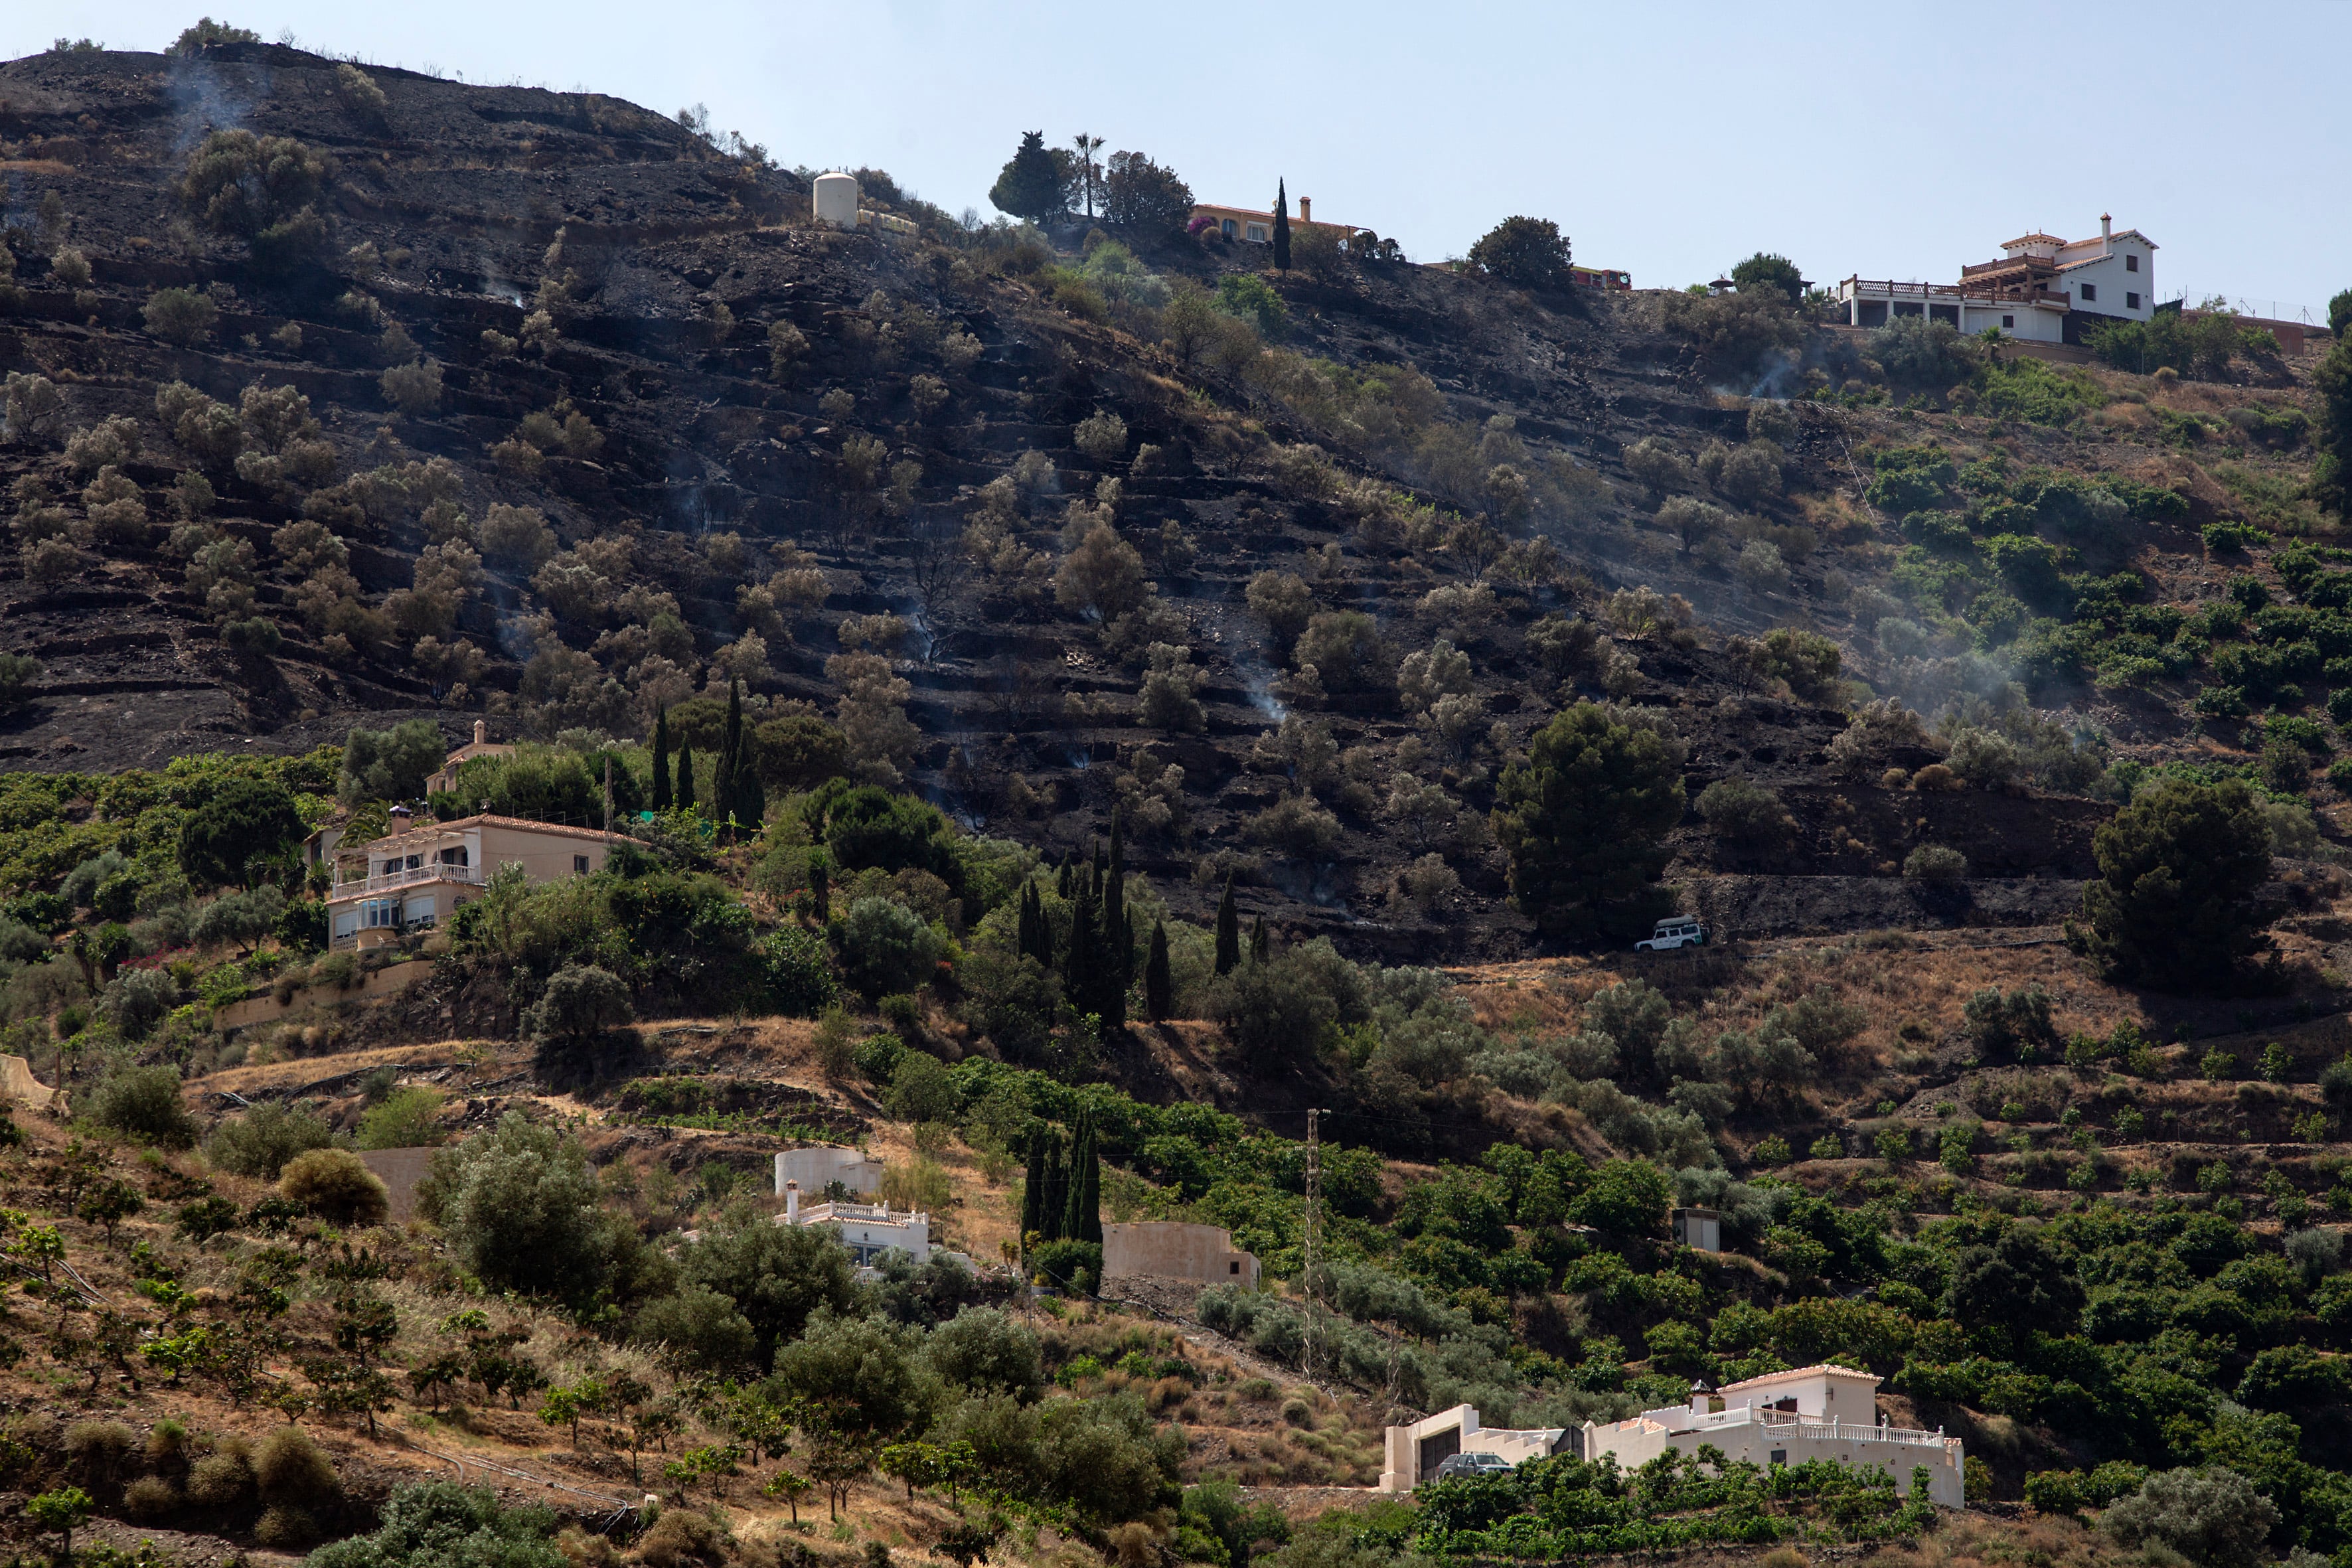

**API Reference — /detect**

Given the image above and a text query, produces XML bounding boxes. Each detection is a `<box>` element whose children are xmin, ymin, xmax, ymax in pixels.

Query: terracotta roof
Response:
<box><xmin>339</xmin><ymin>813</ymin><xmax>643</xmax><ymax>854</ymax></box>
<box><xmin>2001</xmin><ymin>232</ymin><xmax>2065</xmax><ymax>248</ymax></box>
<box><xmin>1717</xmin><ymin>1364</ymin><xmax>1883</xmax><ymax>1393</ymax></box>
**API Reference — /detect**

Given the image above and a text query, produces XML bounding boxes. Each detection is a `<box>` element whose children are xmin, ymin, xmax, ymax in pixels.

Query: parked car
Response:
<box><xmin>1432</xmin><ymin>1451</ymin><xmax>1515</xmax><ymax>1482</ymax></box>
<box><xmin>1636</xmin><ymin>916</ymin><xmax>1709</xmax><ymax>952</ymax></box>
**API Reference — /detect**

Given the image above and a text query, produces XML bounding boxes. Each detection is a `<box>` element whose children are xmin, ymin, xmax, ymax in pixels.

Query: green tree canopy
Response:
<box><xmin>177</xmin><ymin>775</ymin><xmax>303</xmax><ymax>888</ymax></box>
<box><xmin>1492</xmin><ymin>702</ymin><xmax>1686</xmax><ymax>939</ymax></box>
<box><xmin>1729</xmin><ymin>252</ymin><xmax>1805</xmax><ymax>302</ymax></box>
<box><xmin>1467</xmin><ymin>216</ymin><xmax>1573</xmax><ymax>292</ymax></box>
<box><xmin>2071</xmin><ymin>777</ymin><xmax>2274</xmax><ymax>990</ymax></box>
<box><xmin>675</xmin><ymin>1211</ymin><xmax>859</xmax><ymax>1364</ymax></box>
<box><xmin>417</xmin><ymin>1113</ymin><xmax>629</xmax><ymax>1304</ymax></box>
<box><xmin>341</xmin><ymin>719</ymin><xmax>446</xmax><ymax>804</ymax></box>
<box><xmin>988</xmin><ymin>131</ymin><xmax>1066</xmax><ymax>224</ymax></box>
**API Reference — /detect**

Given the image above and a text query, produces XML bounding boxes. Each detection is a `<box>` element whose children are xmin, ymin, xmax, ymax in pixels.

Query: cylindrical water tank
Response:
<box><xmin>813</xmin><ymin>171</ymin><xmax>859</xmax><ymax>229</ymax></box>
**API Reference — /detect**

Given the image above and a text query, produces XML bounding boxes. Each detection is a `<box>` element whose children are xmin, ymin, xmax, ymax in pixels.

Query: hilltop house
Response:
<box><xmin>1838</xmin><ymin>215</ymin><xmax>2156</xmax><ymax>345</ymax></box>
<box><xmin>425</xmin><ymin>719</ymin><xmax>516</xmax><ymax>799</ymax></box>
<box><xmin>1579</xmin><ymin>1365</ymin><xmax>1966</xmax><ymax>1507</ymax></box>
<box><xmin>1190</xmin><ymin>195</ymin><xmax>1355</xmax><ymax>244</ymax></box>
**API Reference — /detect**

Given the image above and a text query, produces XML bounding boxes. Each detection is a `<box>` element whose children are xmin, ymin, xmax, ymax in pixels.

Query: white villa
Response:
<box><xmin>778</xmin><ymin>1179</ymin><xmax>935</xmax><ymax>1267</ymax></box>
<box><xmin>1839</xmin><ymin>216</ymin><xmax>2156</xmax><ymax>345</ymax></box>
<box><xmin>1581</xmin><ymin>1364</ymin><xmax>1966</xmax><ymax>1507</ymax></box>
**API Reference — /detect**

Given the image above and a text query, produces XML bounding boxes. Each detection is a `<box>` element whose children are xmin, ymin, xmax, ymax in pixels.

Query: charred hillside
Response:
<box><xmin>0</xmin><ymin>39</ymin><xmax>2337</xmax><ymax>959</ymax></box>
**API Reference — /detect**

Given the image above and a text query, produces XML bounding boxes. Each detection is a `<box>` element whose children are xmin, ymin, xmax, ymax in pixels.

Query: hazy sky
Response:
<box><xmin>10</xmin><ymin>3</ymin><xmax>2350</xmax><ymax>320</ymax></box>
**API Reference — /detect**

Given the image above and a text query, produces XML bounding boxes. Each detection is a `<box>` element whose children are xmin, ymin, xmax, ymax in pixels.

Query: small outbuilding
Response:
<box><xmin>1102</xmin><ymin>1221</ymin><xmax>1259</xmax><ymax>1288</ymax></box>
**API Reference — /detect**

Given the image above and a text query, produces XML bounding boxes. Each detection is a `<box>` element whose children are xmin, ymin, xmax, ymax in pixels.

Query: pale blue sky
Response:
<box><xmin>11</xmin><ymin>3</ymin><xmax>2351</xmax><ymax>321</ymax></box>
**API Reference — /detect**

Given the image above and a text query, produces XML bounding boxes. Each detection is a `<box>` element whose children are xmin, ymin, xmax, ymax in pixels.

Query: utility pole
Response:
<box><xmin>1303</xmin><ymin>1107</ymin><xmax>1322</xmax><ymax>1383</ymax></box>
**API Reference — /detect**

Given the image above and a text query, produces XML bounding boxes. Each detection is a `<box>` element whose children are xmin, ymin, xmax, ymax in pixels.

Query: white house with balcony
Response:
<box><xmin>1379</xmin><ymin>1404</ymin><xmax>1574</xmax><ymax>1492</ymax></box>
<box><xmin>326</xmin><ymin>813</ymin><xmax>637</xmax><ymax>950</ymax></box>
<box><xmin>1839</xmin><ymin>215</ymin><xmax>2156</xmax><ymax>346</ymax></box>
<box><xmin>777</xmin><ymin>1180</ymin><xmax>935</xmax><ymax>1267</ymax></box>
<box><xmin>1579</xmin><ymin>1365</ymin><xmax>1966</xmax><ymax>1507</ymax></box>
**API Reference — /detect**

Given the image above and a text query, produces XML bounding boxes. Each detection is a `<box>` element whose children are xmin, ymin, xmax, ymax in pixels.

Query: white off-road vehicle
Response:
<box><xmin>1636</xmin><ymin>916</ymin><xmax>1709</xmax><ymax>952</ymax></box>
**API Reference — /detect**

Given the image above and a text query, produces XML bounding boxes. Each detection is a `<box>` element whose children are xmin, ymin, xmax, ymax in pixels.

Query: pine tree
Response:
<box><xmin>988</xmin><ymin>131</ymin><xmax>1067</xmax><ymax>226</ymax></box>
<box><xmin>650</xmin><ymin>708</ymin><xmax>672</xmax><ymax>813</ymax></box>
<box><xmin>1214</xmin><ymin>874</ymin><xmax>1240</xmax><ymax>976</ymax></box>
<box><xmin>676</xmin><ymin>742</ymin><xmax>696</xmax><ymax>812</ymax></box>
<box><xmin>1249</xmin><ymin>915</ymin><xmax>1270</xmax><ymax>965</ymax></box>
<box><xmin>1273</xmin><ymin>178</ymin><xmax>1291</xmax><ymax>274</ymax></box>
<box><xmin>1144</xmin><ymin>919</ymin><xmax>1172</xmax><ymax>1022</ymax></box>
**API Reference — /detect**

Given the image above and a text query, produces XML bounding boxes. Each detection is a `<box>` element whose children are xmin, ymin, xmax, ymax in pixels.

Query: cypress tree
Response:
<box><xmin>1273</xmin><ymin>178</ymin><xmax>1291</xmax><ymax>274</ymax></box>
<box><xmin>1056</xmin><ymin>854</ymin><xmax>1073</xmax><ymax>900</ymax></box>
<box><xmin>1038</xmin><ymin>1135</ymin><xmax>1067</xmax><ymax>1243</ymax></box>
<box><xmin>650</xmin><ymin>708</ymin><xmax>672</xmax><ymax>813</ymax></box>
<box><xmin>1214</xmin><ymin>874</ymin><xmax>1240</xmax><ymax>976</ymax></box>
<box><xmin>730</xmin><ymin>732</ymin><xmax>765</xmax><ymax>834</ymax></box>
<box><xmin>1061</xmin><ymin>1112</ymin><xmax>1102</xmax><ymax>1247</ymax></box>
<box><xmin>718</xmin><ymin>678</ymin><xmax>745</xmax><ymax>831</ymax></box>
<box><xmin>1249</xmin><ymin>916</ymin><xmax>1270</xmax><ymax>965</ymax></box>
<box><xmin>1105</xmin><ymin>812</ymin><xmax>1128</xmax><ymax>982</ymax></box>
<box><xmin>1067</xmin><ymin>877</ymin><xmax>1100</xmax><ymax>1022</ymax></box>
<box><xmin>676</xmin><ymin>742</ymin><xmax>696</xmax><ymax>812</ymax></box>
<box><xmin>1020</xmin><ymin>1137</ymin><xmax>1046</xmax><ymax>1245</ymax></box>
<box><xmin>1144</xmin><ymin>919</ymin><xmax>1172</xmax><ymax>1022</ymax></box>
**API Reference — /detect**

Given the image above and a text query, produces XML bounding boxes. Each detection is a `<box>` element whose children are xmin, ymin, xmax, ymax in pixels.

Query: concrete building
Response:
<box><xmin>1839</xmin><ymin>216</ymin><xmax>2156</xmax><ymax>346</ymax></box>
<box><xmin>1102</xmin><ymin>1221</ymin><xmax>1260</xmax><ymax>1288</ymax></box>
<box><xmin>1579</xmin><ymin>1366</ymin><xmax>1965</xmax><ymax>1508</ymax></box>
<box><xmin>1379</xmin><ymin>1405</ymin><xmax>1574</xmax><ymax>1493</ymax></box>
<box><xmin>778</xmin><ymin>1180</ymin><xmax>932</xmax><ymax>1267</ymax></box>
<box><xmin>775</xmin><ymin>1146</ymin><xmax>885</xmax><ymax>1200</ymax></box>
<box><xmin>327</xmin><ymin>815</ymin><xmax>637</xmax><ymax>950</ymax></box>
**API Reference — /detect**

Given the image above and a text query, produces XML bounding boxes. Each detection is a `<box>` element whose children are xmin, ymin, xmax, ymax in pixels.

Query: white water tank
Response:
<box><xmin>813</xmin><ymin>172</ymin><xmax>859</xmax><ymax>230</ymax></box>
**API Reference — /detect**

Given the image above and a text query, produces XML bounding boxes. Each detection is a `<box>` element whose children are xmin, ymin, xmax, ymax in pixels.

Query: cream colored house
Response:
<box><xmin>1103</xmin><ymin>1221</ymin><xmax>1260</xmax><ymax>1288</ymax></box>
<box><xmin>327</xmin><ymin>813</ymin><xmax>637</xmax><ymax>950</ymax></box>
<box><xmin>1580</xmin><ymin>1365</ymin><xmax>1966</xmax><ymax>1508</ymax></box>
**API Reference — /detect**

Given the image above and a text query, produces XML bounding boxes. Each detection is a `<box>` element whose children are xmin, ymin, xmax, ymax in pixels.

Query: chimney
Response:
<box><xmin>785</xmin><ymin>1180</ymin><xmax>800</xmax><ymax>1224</ymax></box>
<box><xmin>473</xmin><ymin>719</ymin><xmax>487</xmax><ymax>746</ymax></box>
<box><xmin>1298</xmin><ymin>196</ymin><xmax>1311</xmax><ymax>224</ymax></box>
<box><xmin>1689</xmin><ymin>1379</ymin><xmax>1713</xmax><ymax>1417</ymax></box>
<box><xmin>2101</xmin><ymin>212</ymin><xmax>2112</xmax><ymax>254</ymax></box>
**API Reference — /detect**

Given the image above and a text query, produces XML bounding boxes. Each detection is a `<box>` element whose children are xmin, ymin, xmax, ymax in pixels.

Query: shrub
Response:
<box><xmin>356</xmin><ymin>1087</ymin><xmax>446</xmax><ymax>1150</ymax></box>
<box><xmin>1962</xmin><ymin>986</ymin><xmax>2056</xmax><ymax>1061</ymax></box>
<box><xmin>303</xmin><ymin>1482</ymin><xmax>568</xmax><ymax>1568</ymax></box>
<box><xmin>1073</xmin><ymin>410</ymin><xmax>1128</xmax><ymax>464</ymax></box>
<box><xmin>1293</xmin><ymin>611</ymin><xmax>1387</xmax><ymax>692</ymax></box>
<box><xmin>637</xmin><ymin>1510</ymin><xmax>727</xmax><ymax>1568</ymax></box>
<box><xmin>99</xmin><ymin>967</ymin><xmax>181</xmax><ymax>1042</ymax></box>
<box><xmin>1903</xmin><ymin>844</ymin><xmax>1968</xmax><ymax>880</ymax></box>
<box><xmin>923</xmin><ymin>1308</ymin><xmax>1044</xmax><ymax>1399</ymax></box>
<box><xmin>86</xmin><ymin>1063</ymin><xmax>198</xmax><ymax>1148</ymax></box>
<box><xmin>834</xmin><ymin>897</ymin><xmax>945</xmax><ymax>999</ymax></box>
<box><xmin>186</xmin><ymin>1446</ymin><xmax>256</xmax><ymax>1509</ymax></box>
<box><xmin>886</xmin><ymin>1052</ymin><xmax>959</xmax><ymax>1123</ymax></box>
<box><xmin>676</xmin><ymin>1214</ymin><xmax>858</xmax><ymax>1364</ymax></box>
<box><xmin>1694</xmin><ymin>777</ymin><xmax>1787</xmax><ymax>844</ymax></box>
<box><xmin>206</xmin><ymin>1100</ymin><xmax>336</xmax><ymax>1178</ymax></box>
<box><xmin>143</xmin><ymin>287</ymin><xmax>218</xmax><ymax>347</ymax></box>
<box><xmin>64</xmin><ymin>1420</ymin><xmax>136</xmax><ymax>1482</ymax></box>
<box><xmin>421</xmin><ymin>1113</ymin><xmax>627</xmax><ymax>1302</ymax></box>
<box><xmin>279</xmin><ymin>1148</ymin><xmax>391</xmax><ymax>1225</ymax></box>
<box><xmin>631</xmin><ymin>1286</ymin><xmax>759</xmax><ymax>1372</ymax></box>
<box><xmin>2102</xmin><ymin>1467</ymin><xmax>2280</xmax><ymax>1568</ymax></box>
<box><xmin>123</xmin><ymin>1476</ymin><xmax>179</xmax><ymax>1520</ymax></box>
<box><xmin>256</xmin><ymin>1425</ymin><xmax>339</xmax><ymax>1508</ymax></box>
<box><xmin>1208</xmin><ymin>939</ymin><xmax>1366</xmax><ymax>1058</ymax></box>
<box><xmin>380</xmin><ymin>360</ymin><xmax>442</xmax><ymax>414</ymax></box>
<box><xmin>526</xmin><ymin>965</ymin><xmax>634</xmax><ymax>1053</ymax></box>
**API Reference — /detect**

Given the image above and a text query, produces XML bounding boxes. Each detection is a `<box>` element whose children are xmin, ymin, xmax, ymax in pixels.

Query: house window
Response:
<box><xmin>2126</xmin><ymin>292</ymin><xmax>2141</xmax><ymax>310</ymax></box>
<box><xmin>2079</xmin><ymin>283</ymin><xmax>2096</xmax><ymax>301</ymax></box>
<box><xmin>574</xmin><ymin>854</ymin><xmax>591</xmax><ymax>874</ymax></box>
<box><xmin>1770</xmin><ymin>1450</ymin><xmax>1787</xmax><ymax>1468</ymax></box>
<box><xmin>361</xmin><ymin>898</ymin><xmax>402</xmax><ymax>929</ymax></box>
<box><xmin>438</xmin><ymin>846</ymin><xmax>469</xmax><ymax>866</ymax></box>
<box><xmin>2001</xmin><ymin>314</ymin><xmax>2015</xmax><ymax>329</ymax></box>
<box><xmin>1220</xmin><ymin>218</ymin><xmax>1235</xmax><ymax>239</ymax></box>
<box><xmin>1229</xmin><ymin>1260</ymin><xmax>1240</xmax><ymax>1275</ymax></box>
<box><xmin>1245</xmin><ymin>224</ymin><xmax>1267</xmax><ymax>242</ymax></box>
<box><xmin>2126</xmin><ymin>254</ymin><xmax>2140</xmax><ymax>272</ymax></box>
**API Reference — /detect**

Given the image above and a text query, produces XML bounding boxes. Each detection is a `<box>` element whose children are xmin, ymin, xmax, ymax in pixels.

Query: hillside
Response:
<box><xmin>1</xmin><ymin>25</ymin><xmax>2352</xmax><ymax>1568</ymax></box>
